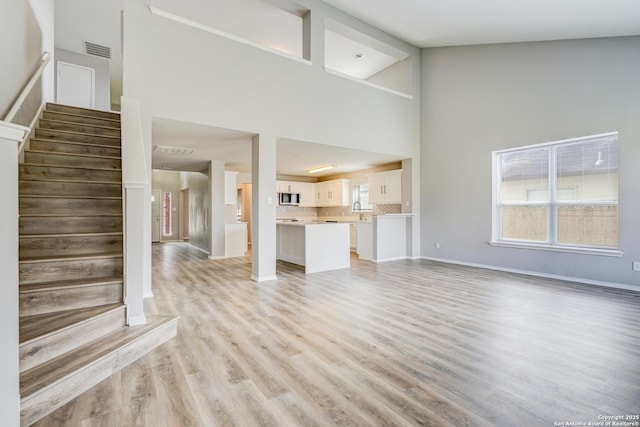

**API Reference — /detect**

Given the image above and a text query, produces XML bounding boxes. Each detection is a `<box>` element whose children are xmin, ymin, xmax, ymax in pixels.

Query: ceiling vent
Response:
<box><xmin>153</xmin><ymin>145</ymin><xmax>195</xmax><ymax>156</ymax></box>
<box><xmin>84</xmin><ymin>41</ymin><xmax>111</xmax><ymax>59</ymax></box>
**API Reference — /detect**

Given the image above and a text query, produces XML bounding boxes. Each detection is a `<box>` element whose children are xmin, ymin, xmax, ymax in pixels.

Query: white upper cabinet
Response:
<box><xmin>224</xmin><ymin>171</ymin><xmax>238</xmax><ymax>205</ymax></box>
<box><xmin>277</xmin><ymin>181</ymin><xmax>300</xmax><ymax>194</ymax></box>
<box><xmin>315</xmin><ymin>179</ymin><xmax>351</xmax><ymax>207</ymax></box>
<box><xmin>298</xmin><ymin>182</ymin><xmax>316</xmax><ymax>207</ymax></box>
<box><xmin>368</xmin><ymin>170</ymin><xmax>402</xmax><ymax>204</ymax></box>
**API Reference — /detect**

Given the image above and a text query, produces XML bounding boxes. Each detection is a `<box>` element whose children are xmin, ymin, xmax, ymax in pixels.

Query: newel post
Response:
<box><xmin>120</xmin><ymin>97</ymin><xmax>149</xmax><ymax>326</ymax></box>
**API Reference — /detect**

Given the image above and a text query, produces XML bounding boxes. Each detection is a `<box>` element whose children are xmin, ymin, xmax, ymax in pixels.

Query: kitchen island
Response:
<box><xmin>276</xmin><ymin>222</ymin><xmax>350</xmax><ymax>273</ymax></box>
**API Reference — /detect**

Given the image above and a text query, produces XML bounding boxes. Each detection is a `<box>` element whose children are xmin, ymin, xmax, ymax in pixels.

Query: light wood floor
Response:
<box><xmin>35</xmin><ymin>242</ymin><xmax>640</xmax><ymax>426</ymax></box>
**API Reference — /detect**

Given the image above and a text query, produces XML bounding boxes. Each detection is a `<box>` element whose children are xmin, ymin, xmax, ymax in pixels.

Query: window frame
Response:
<box><xmin>491</xmin><ymin>132</ymin><xmax>622</xmax><ymax>257</ymax></box>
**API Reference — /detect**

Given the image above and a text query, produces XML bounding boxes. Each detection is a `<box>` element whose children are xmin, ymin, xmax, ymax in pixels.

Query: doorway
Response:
<box><xmin>181</xmin><ymin>188</ymin><xmax>189</xmax><ymax>241</ymax></box>
<box><xmin>151</xmin><ymin>190</ymin><xmax>161</xmax><ymax>242</ymax></box>
<box><xmin>56</xmin><ymin>60</ymin><xmax>96</xmax><ymax>109</ymax></box>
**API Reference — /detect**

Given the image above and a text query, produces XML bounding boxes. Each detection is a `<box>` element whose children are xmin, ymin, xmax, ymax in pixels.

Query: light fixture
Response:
<box><xmin>595</xmin><ymin>151</ymin><xmax>604</xmax><ymax>166</ymax></box>
<box><xmin>307</xmin><ymin>164</ymin><xmax>336</xmax><ymax>174</ymax></box>
<box><xmin>153</xmin><ymin>145</ymin><xmax>195</xmax><ymax>156</ymax></box>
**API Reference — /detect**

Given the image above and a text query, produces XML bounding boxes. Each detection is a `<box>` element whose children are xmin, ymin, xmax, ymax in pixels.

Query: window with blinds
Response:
<box><xmin>493</xmin><ymin>132</ymin><xmax>619</xmax><ymax>251</ymax></box>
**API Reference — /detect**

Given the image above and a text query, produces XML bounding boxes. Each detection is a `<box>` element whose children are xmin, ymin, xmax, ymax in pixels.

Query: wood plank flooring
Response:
<box><xmin>34</xmin><ymin>242</ymin><xmax>640</xmax><ymax>426</ymax></box>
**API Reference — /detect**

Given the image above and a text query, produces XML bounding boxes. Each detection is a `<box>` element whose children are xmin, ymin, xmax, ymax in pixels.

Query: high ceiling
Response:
<box><xmin>322</xmin><ymin>0</ymin><xmax>640</xmax><ymax>48</ymax></box>
<box><xmin>54</xmin><ymin>0</ymin><xmax>640</xmax><ymax>175</ymax></box>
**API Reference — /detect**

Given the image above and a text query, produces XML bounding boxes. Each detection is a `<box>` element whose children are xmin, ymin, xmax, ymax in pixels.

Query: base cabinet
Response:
<box><xmin>225</xmin><ymin>222</ymin><xmax>247</xmax><ymax>257</ymax></box>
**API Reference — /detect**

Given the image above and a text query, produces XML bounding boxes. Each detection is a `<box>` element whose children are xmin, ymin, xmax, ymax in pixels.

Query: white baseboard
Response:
<box><xmin>374</xmin><ymin>256</ymin><xmax>409</xmax><ymax>263</ymax></box>
<box><xmin>208</xmin><ymin>255</ymin><xmax>225</xmax><ymax>260</ymax></box>
<box><xmin>187</xmin><ymin>243</ymin><xmax>210</xmax><ymax>255</ymax></box>
<box><xmin>127</xmin><ymin>315</ymin><xmax>147</xmax><ymax>326</ymax></box>
<box><xmin>251</xmin><ymin>275</ymin><xmax>278</xmax><ymax>282</ymax></box>
<box><xmin>143</xmin><ymin>291</ymin><xmax>154</xmax><ymax>299</ymax></box>
<box><xmin>420</xmin><ymin>256</ymin><xmax>639</xmax><ymax>292</ymax></box>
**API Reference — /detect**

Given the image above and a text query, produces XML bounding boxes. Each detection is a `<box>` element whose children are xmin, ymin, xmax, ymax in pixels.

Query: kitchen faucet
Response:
<box><xmin>352</xmin><ymin>201</ymin><xmax>361</xmax><ymax>211</ymax></box>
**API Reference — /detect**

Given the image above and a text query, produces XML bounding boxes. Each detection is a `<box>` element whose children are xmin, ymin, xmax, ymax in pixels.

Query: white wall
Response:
<box><xmin>123</xmin><ymin>0</ymin><xmax>421</xmax><ymax>281</ymax></box>
<box><xmin>28</xmin><ymin>0</ymin><xmax>55</xmax><ymax>104</ymax></box>
<box><xmin>1</xmin><ymin>0</ymin><xmax>44</xmax><ymax>125</ymax></box>
<box><xmin>55</xmin><ymin>48</ymin><xmax>111</xmax><ymax>111</ymax></box>
<box><xmin>421</xmin><ymin>36</ymin><xmax>640</xmax><ymax>287</ymax></box>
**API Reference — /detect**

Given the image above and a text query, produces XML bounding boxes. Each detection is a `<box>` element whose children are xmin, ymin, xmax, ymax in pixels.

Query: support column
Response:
<box><xmin>0</xmin><ymin>121</ymin><xmax>29</xmax><ymax>426</ymax></box>
<box><xmin>120</xmin><ymin>97</ymin><xmax>148</xmax><ymax>325</ymax></box>
<box><xmin>209</xmin><ymin>160</ymin><xmax>226</xmax><ymax>259</ymax></box>
<box><xmin>251</xmin><ymin>134</ymin><xmax>277</xmax><ymax>281</ymax></box>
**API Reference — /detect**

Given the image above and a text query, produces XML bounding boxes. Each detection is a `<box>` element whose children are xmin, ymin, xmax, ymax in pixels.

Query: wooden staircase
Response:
<box><xmin>18</xmin><ymin>103</ymin><xmax>177</xmax><ymax>426</ymax></box>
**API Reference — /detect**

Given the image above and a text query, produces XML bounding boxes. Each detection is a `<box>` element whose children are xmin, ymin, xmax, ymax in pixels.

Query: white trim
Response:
<box><xmin>0</xmin><ymin>121</ymin><xmax>30</xmax><ymax>142</ymax></box>
<box><xmin>373</xmin><ymin>255</ymin><xmax>409</xmax><ymax>263</ymax></box>
<box><xmin>148</xmin><ymin>6</ymin><xmax>311</xmax><ymax>66</ymax></box>
<box><xmin>18</xmin><ymin>102</ymin><xmax>46</xmax><ymax>156</ymax></box>
<box><xmin>127</xmin><ymin>314</ymin><xmax>148</xmax><ymax>326</ymax></box>
<box><xmin>208</xmin><ymin>255</ymin><xmax>225</xmax><ymax>260</ymax></box>
<box><xmin>495</xmin><ymin>131</ymin><xmax>618</xmax><ymax>154</ymax></box>
<box><xmin>324</xmin><ymin>68</ymin><xmax>413</xmax><ymax>99</ymax></box>
<box><xmin>251</xmin><ymin>275</ymin><xmax>278</xmax><ymax>282</ymax></box>
<box><xmin>187</xmin><ymin>243</ymin><xmax>210</xmax><ymax>255</ymax></box>
<box><xmin>489</xmin><ymin>240</ymin><xmax>623</xmax><ymax>257</ymax></box>
<box><xmin>420</xmin><ymin>256</ymin><xmax>638</xmax><ymax>292</ymax></box>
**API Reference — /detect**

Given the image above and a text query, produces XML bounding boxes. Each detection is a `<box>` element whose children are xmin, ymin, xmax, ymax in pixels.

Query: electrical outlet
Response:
<box><xmin>633</xmin><ymin>261</ymin><xmax>640</xmax><ymax>272</ymax></box>
<box><xmin>435</xmin><ymin>242</ymin><xmax>441</xmax><ymax>249</ymax></box>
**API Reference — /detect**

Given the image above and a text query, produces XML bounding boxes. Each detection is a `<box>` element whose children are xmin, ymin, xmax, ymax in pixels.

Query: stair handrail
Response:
<box><xmin>3</xmin><ymin>51</ymin><xmax>51</xmax><ymax>123</ymax></box>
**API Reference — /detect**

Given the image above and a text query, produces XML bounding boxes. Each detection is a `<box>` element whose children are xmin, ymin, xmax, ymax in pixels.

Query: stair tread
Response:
<box><xmin>20</xmin><ymin>214</ymin><xmax>122</xmax><ymax>219</ymax></box>
<box><xmin>30</xmin><ymin>137</ymin><xmax>122</xmax><ymax>150</ymax></box>
<box><xmin>18</xmin><ymin>178</ymin><xmax>121</xmax><ymax>186</ymax></box>
<box><xmin>20</xmin><ymin>303</ymin><xmax>124</xmax><ymax>344</ymax></box>
<box><xmin>20</xmin><ymin>252</ymin><xmax>123</xmax><ymax>264</ymax></box>
<box><xmin>39</xmin><ymin>118</ymin><xmax>121</xmax><ymax>132</ymax></box>
<box><xmin>21</xmin><ymin>162</ymin><xmax>121</xmax><ymax>172</ymax></box>
<box><xmin>19</xmin><ymin>275</ymin><xmax>123</xmax><ymax>292</ymax></box>
<box><xmin>46</xmin><ymin>103</ymin><xmax>120</xmax><ymax>119</ymax></box>
<box><xmin>20</xmin><ymin>232</ymin><xmax>123</xmax><ymax>239</ymax></box>
<box><xmin>20</xmin><ymin>195</ymin><xmax>122</xmax><ymax>200</ymax></box>
<box><xmin>25</xmin><ymin>149</ymin><xmax>121</xmax><ymax>160</ymax></box>
<box><xmin>43</xmin><ymin>111</ymin><xmax>121</xmax><ymax>126</ymax></box>
<box><xmin>20</xmin><ymin>316</ymin><xmax>176</xmax><ymax>397</ymax></box>
<box><xmin>35</xmin><ymin>128</ymin><xmax>120</xmax><ymax>140</ymax></box>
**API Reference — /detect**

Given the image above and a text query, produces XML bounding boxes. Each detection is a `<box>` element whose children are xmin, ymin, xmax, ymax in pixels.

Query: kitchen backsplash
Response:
<box><xmin>276</xmin><ymin>206</ymin><xmax>317</xmax><ymax>219</ymax></box>
<box><xmin>374</xmin><ymin>204</ymin><xmax>402</xmax><ymax>214</ymax></box>
<box><xmin>277</xmin><ymin>204</ymin><xmax>401</xmax><ymax>219</ymax></box>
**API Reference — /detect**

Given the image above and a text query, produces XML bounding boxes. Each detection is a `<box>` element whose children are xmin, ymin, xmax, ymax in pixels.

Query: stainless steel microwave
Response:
<box><xmin>279</xmin><ymin>192</ymin><xmax>300</xmax><ymax>205</ymax></box>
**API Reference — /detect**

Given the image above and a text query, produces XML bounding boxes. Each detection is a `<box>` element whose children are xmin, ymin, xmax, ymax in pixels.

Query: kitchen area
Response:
<box><xmin>275</xmin><ymin>164</ymin><xmax>415</xmax><ymax>273</ymax></box>
<box><xmin>151</xmin><ymin>158</ymin><xmax>415</xmax><ymax>275</ymax></box>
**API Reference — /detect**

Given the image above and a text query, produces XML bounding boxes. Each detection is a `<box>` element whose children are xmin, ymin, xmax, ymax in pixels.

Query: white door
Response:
<box><xmin>151</xmin><ymin>190</ymin><xmax>161</xmax><ymax>242</ymax></box>
<box><xmin>56</xmin><ymin>61</ymin><xmax>95</xmax><ymax>108</ymax></box>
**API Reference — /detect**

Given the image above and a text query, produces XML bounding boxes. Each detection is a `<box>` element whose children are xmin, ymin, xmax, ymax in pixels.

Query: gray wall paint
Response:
<box><xmin>421</xmin><ymin>36</ymin><xmax>640</xmax><ymax>286</ymax></box>
<box><xmin>183</xmin><ymin>171</ymin><xmax>210</xmax><ymax>253</ymax></box>
<box><xmin>55</xmin><ymin>48</ymin><xmax>111</xmax><ymax>111</ymax></box>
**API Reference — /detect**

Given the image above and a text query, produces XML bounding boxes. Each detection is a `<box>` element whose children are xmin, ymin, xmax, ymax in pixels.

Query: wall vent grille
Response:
<box><xmin>84</xmin><ymin>41</ymin><xmax>111</xmax><ymax>59</ymax></box>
